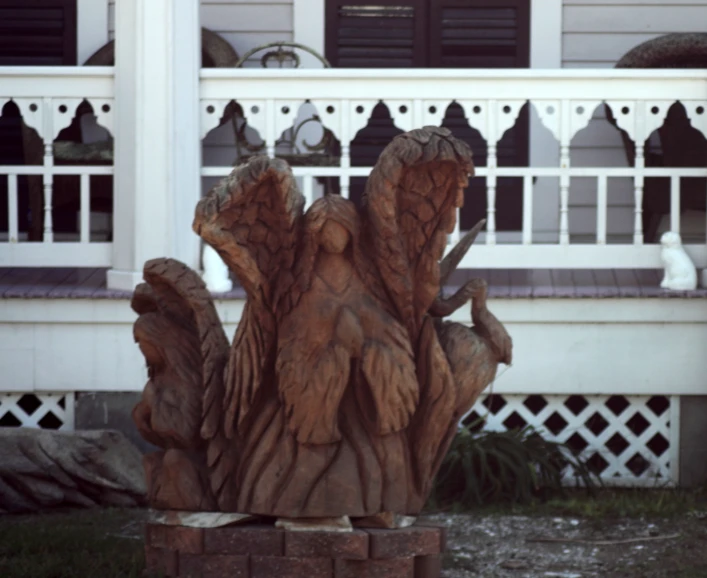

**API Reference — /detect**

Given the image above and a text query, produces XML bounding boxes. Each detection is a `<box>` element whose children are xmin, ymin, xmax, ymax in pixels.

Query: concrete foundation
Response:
<box><xmin>75</xmin><ymin>392</ymin><xmax>157</xmax><ymax>454</ymax></box>
<box><xmin>679</xmin><ymin>396</ymin><xmax>707</xmax><ymax>487</ymax></box>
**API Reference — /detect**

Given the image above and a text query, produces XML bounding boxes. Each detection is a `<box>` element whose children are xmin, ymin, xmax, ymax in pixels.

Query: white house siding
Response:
<box><xmin>563</xmin><ymin>0</ymin><xmax>707</xmax><ymax>242</ymax></box>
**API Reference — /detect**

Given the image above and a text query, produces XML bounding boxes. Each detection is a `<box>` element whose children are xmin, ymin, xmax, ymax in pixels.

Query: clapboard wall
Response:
<box><xmin>109</xmin><ymin>0</ymin><xmax>292</xmax><ymax>55</ymax></box>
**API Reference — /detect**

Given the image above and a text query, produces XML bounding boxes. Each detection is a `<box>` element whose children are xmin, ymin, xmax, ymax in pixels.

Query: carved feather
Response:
<box><xmin>361</xmin><ymin>126</ymin><xmax>474</xmax><ymax>343</ymax></box>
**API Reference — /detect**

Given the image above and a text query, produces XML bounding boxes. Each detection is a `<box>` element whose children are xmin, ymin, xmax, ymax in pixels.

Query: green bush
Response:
<box><xmin>433</xmin><ymin>419</ymin><xmax>601</xmax><ymax>508</ymax></box>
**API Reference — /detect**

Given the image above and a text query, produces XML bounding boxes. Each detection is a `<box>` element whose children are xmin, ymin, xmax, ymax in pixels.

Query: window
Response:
<box><xmin>325</xmin><ymin>0</ymin><xmax>530</xmax><ymax>231</ymax></box>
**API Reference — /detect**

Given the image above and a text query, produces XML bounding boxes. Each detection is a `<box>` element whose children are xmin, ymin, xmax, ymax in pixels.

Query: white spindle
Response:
<box><xmin>450</xmin><ymin>208</ymin><xmax>461</xmax><ymax>245</ymax></box>
<box><xmin>522</xmin><ymin>175</ymin><xmax>533</xmax><ymax>245</ymax></box>
<box><xmin>559</xmin><ymin>145</ymin><xmax>570</xmax><ymax>245</ymax></box>
<box><xmin>265</xmin><ymin>98</ymin><xmax>276</xmax><ymax>157</ymax></box>
<box><xmin>80</xmin><ymin>173</ymin><xmax>90</xmax><ymax>243</ymax></box>
<box><xmin>485</xmin><ymin>101</ymin><xmax>498</xmax><ymax>245</ymax></box>
<box><xmin>7</xmin><ymin>173</ymin><xmax>18</xmax><ymax>243</ymax></box>
<box><xmin>340</xmin><ymin>98</ymin><xmax>351</xmax><ymax>199</ymax></box>
<box><xmin>559</xmin><ymin>100</ymin><xmax>572</xmax><ymax>245</ymax></box>
<box><xmin>669</xmin><ymin>175</ymin><xmax>680</xmax><ymax>234</ymax></box>
<box><xmin>42</xmin><ymin>142</ymin><xmax>54</xmax><ymax>243</ymax></box>
<box><xmin>633</xmin><ymin>142</ymin><xmax>645</xmax><ymax>245</ymax></box>
<box><xmin>302</xmin><ymin>173</ymin><xmax>314</xmax><ymax>209</ymax></box>
<box><xmin>596</xmin><ymin>174</ymin><xmax>607</xmax><ymax>244</ymax></box>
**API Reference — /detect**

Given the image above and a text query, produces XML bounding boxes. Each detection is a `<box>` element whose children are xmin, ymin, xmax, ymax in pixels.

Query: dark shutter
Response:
<box><xmin>0</xmin><ymin>0</ymin><xmax>77</xmax><ymax>66</ymax></box>
<box><xmin>429</xmin><ymin>1</ymin><xmax>530</xmax><ymax>68</ymax></box>
<box><xmin>325</xmin><ymin>0</ymin><xmax>428</xmax><ymax>67</ymax></box>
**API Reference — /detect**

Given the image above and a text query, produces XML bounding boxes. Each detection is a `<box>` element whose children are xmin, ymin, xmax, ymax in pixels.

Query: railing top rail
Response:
<box><xmin>0</xmin><ymin>66</ymin><xmax>114</xmax><ymax>77</ymax></box>
<box><xmin>0</xmin><ymin>67</ymin><xmax>115</xmax><ymax>99</ymax></box>
<box><xmin>200</xmin><ymin>68</ymin><xmax>707</xmax><ymax>101</ymax></box>
<box><xmin>201</xmin><ymin>68</ymin><xmax>707</xmax><ymax>80</ymax></box>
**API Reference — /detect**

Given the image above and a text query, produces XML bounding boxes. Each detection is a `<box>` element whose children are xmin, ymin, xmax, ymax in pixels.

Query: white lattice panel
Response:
<box><xmin>466</xmin><ymin>394</ymin><xmax>676</xmax><ymax>487</ymax></box>
<box><xmin>0</xmin><ymin>393</ymin><xmax>75</xmax><ymax>430</ymax></box>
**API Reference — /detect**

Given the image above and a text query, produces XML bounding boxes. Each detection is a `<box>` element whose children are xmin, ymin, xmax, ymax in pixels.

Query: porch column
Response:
<box><xmin>107</xmin><ymin>0</ymin><xmax>201</xmax><ymax>291</ymax></box>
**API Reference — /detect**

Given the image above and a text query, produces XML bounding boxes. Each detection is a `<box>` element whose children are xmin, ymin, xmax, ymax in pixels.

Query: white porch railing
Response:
<box><xmin>200</xmin><ymin>69</ymin><xmax>707</xmax><ymax>270</ymax></box>
<box><xmin>0</xmin><ymin>67</ymin><xmax>115</xmax><ymax>267</ymax></box>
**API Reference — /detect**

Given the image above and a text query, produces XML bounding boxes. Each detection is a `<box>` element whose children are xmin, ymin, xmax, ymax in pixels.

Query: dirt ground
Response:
<box><xmin>432</xmin><ymin>512</ymin><xmax>707</xmax><ymax>577</ymax></box>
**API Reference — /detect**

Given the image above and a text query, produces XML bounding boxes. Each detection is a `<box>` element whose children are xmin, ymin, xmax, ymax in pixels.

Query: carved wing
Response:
<box><xmin>131</xmin><ymin>258</ymin><xmax>229</xmax><ymax>448</ymax></box>
<box><xmin>193</xmin><ymin>156</ymin><xmax>305</xmax><ymax>437</ymax></box>
<box><xmin>193</xmin><ymin>156</ymin><xmax>305</xmax><ymax>306</ymax></box>
<box><xmin>361</xmin><ymin>126</ymin><xmax>474</xmax><ymax>342</ymax></box>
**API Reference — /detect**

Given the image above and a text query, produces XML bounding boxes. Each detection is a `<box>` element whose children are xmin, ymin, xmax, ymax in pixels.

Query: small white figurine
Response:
<box><xmin>202</xmin><ymin>244</ymin><xmax>233</xmax><ymax>293</ymax></box>
<box><xmin>660</xmin><ymin>231</ymin><xmax>697</xmax><ymax>291</ymax></box>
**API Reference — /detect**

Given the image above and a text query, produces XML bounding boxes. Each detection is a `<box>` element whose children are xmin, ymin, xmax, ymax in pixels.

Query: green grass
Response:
<box><xmin>0</xmin><ymin>508</ymin><xmax>146</xmax><ymax>578</ymax></box>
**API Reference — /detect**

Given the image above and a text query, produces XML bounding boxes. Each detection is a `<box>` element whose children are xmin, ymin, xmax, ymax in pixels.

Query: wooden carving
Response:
<box><xmin>132</xmin><ymin>126</ymin><xmax>512</xmax><ymax>519</ymax></box>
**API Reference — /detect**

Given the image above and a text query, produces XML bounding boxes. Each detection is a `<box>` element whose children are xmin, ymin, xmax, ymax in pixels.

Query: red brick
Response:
<box><xmin>413</xmin><ymin>522</ymin><xmax>448</xmax><ymax>552</ymax></box>
<box><xmin>204</xmin><ymin>525</ymin><xmax>284</xmax><ymax>556</ymax></box>
<box><xmin>251</xmin><ymin>555</ymin><xmax>333</xmax><ymax>578</ymax></box>
<box><xmin>367</xmin><ymin>527</ymin><xmax>441</xmax><ymax>559</ymax></box>
<box><xmin>146</xmin><ymin>524</ymin><xmax>169</xmax><ymax>548</ymax></box>
<box><xmin>166</xmin><ymin>527</ymin><xmax>204</xmax><ymax>554</ymax></box>
<box><xmin>414</xmin><ymin>555</ymin><xmax>442</xmax><ymax>578</ymax></box>
<box><xmin>179</xmin><ymin>553</ymin><xmax>249</xmax><ymax>578</ymax></box>
<box><xmin>145</xmin><ymin>545</ymin><xmax>179</xmax><ymax>577</ymax></box>
<box><xmin>285</xmin><ymin>530</ymin><xmax>369</xmax><ymax>559</ymax></box>
<box><xmin>335</xmin><ymin>557</ymin><xmax>414</xmax><ymax>578</ymax></box>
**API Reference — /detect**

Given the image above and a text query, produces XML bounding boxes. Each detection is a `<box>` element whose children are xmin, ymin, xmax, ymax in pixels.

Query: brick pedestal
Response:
<box><xmin>144</xmin><ymin>521</ymin><xmax>446</xmax><ymax>578</ymax></box>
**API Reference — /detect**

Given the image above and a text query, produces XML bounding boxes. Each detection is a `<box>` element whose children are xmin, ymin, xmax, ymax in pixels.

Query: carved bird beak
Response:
<box><xmin>439</xmin><ymin>219</ymin><xmax>486</xmax><ymax>286</ymax></box>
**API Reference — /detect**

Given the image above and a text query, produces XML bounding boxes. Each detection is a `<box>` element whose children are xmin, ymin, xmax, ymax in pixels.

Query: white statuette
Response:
<box><xmin>202</xmin><ymin>244</ymin><xmax>233</xmax><ymax>293</ymax></box>
<box><xmin>660</xmin><ymin>232</ymin><xmax>697</xmax><ymax>291</ymax></box>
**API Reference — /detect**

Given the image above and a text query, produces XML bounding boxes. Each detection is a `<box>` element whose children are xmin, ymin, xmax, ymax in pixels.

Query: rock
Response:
<box><xmin>275</xmin><ymin>516</ymin><xmax>353</xmax><ymax>532</ymax></box>
<box><xmin>0</xmin><ymin>428</ymin><xmax>146</xmax><ymax>513</ymax></box>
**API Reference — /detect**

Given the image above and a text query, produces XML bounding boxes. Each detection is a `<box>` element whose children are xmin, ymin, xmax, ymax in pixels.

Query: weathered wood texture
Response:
<box><xmin>0</xmin><ymin>429</ymin><xmax>146</xmax><ymax>513</ymax></box>
<box><xmin>133</xmin><ymin>127</ymin><xmax>513</xmax><ymax>517</ymax></box>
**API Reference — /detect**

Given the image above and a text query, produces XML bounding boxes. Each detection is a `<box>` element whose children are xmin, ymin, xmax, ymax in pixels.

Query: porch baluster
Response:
<box><xmin>486</xmin><ymin>100</ymin><xmax>497</xmax><ymax>245</ymax></box>
<box><xmin>522</xmin><ymin>175</ymin><xmax>533</xmax><ymax>245</ymax></box>
<box><xmin>302</xmin><ymin>173</ymin><xmax>314</xmax><ymax>209</ymax></box>
<box><xmin>559</xmin><ymin>100</ymin><xmax>571</xmax><ymax>245</ymax></box>
<box><xmin>633</xmin><ymin>139</ymin><xmax>645</xmax><ymax>245</ymax></box>
<box><xmin>340</xmin><ymin>99</ymin><xmax>351</xmax><ymax>199</ymax></box>
<box><xmin>80</xmin><ymin>173</ymin><xmax>90</xmax><ymax>243</ymax></box>
<box><xmin>42</xmin><ymin>98</ymin><xmax>54</xmax><ymax>243</ymax></box>
<box><xmin>7</xmin><ymin>174</ymin><xmax>18</xmax><ymax>243</ymax></box>
<box><xmin>596</xmin><ymin>174</ymin><xmax>608</xmax><ymax>244</ymax></box>
<box><xmin>265</xmin><ymin>99</ymin><xmax>276</xmax><ymax>157</ymax></box>
<box><xmin>670</xmin><ymin>175</ymin><xmax>681</xmax><ymax>234</ymax></box>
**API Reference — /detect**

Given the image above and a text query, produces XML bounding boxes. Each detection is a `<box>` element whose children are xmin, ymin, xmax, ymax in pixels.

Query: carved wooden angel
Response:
<box><xmin>133</xmin><ymin>126</ymin><xmax>512</xmax><ymax>519</ymax></box>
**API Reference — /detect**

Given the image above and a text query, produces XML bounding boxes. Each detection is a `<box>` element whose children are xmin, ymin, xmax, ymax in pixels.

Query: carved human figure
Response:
<box><xmin>132</xmin><ymin>126</ymin><xmax>513</xmax><ymax>519</ymax></box>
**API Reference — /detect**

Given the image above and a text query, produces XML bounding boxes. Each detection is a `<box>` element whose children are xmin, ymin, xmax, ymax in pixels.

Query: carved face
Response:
<box><xmin>319</xmin><ymin>219</ymin><xmax>351</xmax><ymax>254</ymax></box>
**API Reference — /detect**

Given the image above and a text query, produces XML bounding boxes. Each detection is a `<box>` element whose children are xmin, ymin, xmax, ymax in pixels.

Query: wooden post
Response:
<box><xmin>107</xmin><ymin>0</ymin><xmax>201</xmax><ymax>291</ymax></box>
